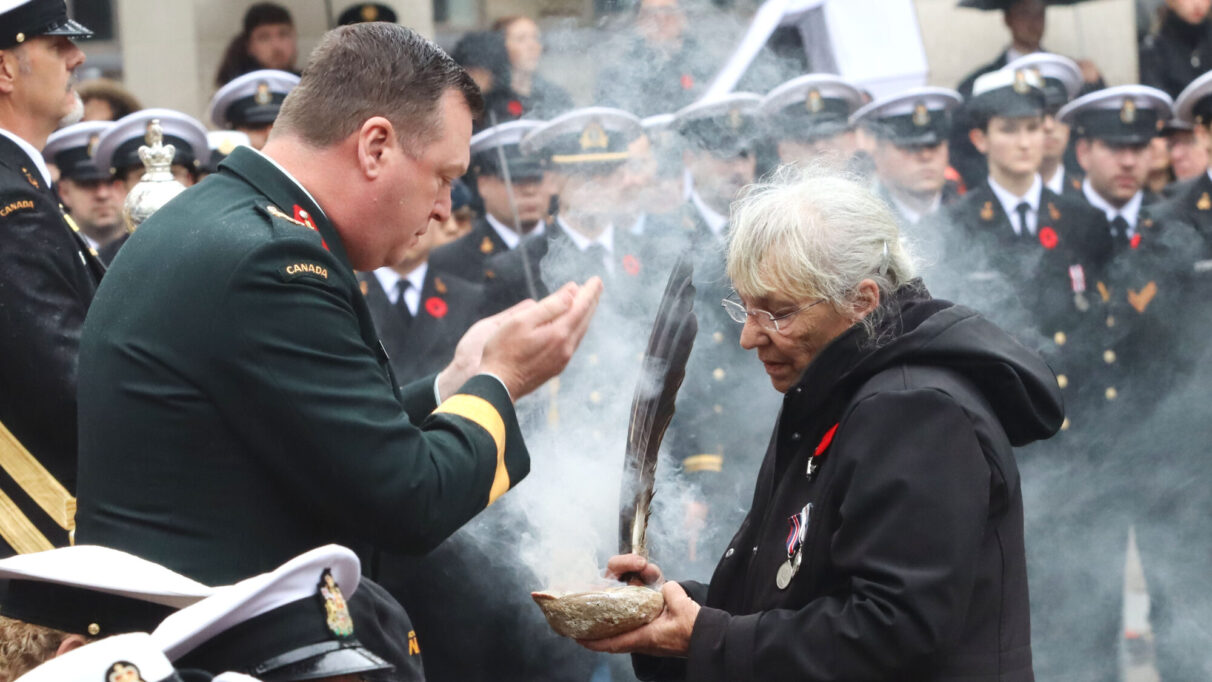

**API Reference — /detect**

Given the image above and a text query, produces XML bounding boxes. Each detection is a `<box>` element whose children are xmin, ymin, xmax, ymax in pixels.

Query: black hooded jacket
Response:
<box><xmin>637</xmin><ymin>283</ymin><xmax>1062</xmax><ymax>681</ymax></box>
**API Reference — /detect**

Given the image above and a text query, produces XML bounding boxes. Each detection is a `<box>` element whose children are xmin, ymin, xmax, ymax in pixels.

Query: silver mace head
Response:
<box><xmin>122</xmin><ymin>118</ymin><xmax>187</xmax><ymax>233</ymax></box>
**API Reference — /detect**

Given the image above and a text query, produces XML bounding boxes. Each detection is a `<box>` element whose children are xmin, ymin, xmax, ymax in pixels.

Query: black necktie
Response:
<box><xmin>395</xmin><ymin>280</ymin><xmax>413</xmax><ymax>327</ymax></box>
<box><xmin>1015</xmin><ymin>202</ymin><xmax>1032</xmax><ymax>240</ymax></box>
<box><xmin>1111</xmin><ymin>215</ymin><xmax>1131</xmax><ymax>249</ymax></box>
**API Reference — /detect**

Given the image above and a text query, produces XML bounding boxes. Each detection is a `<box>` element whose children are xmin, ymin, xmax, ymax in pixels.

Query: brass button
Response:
<box><xmin>713</xmin><ymin>404</ymin><xmax>723</xmax><ymax>414</ymax></box>
<box><xmin>1056</xmin><ymin>374</ymin><xmax>1069</xmax><ymax>389</ymax></box>
<box><xmin>588</xmin><ymin>354</ymin><xmax>599</xmax><ymax>365</ymax></box>
<box><xmin>87</xmin><ymin>623</ymin><xmax>100</xmax><ymax>636</ymax></box>
<box><xmin>1103</xmin><ymin>350</ymin><xmax>1116</xmax><ymax>364</ymax></box>
<box><xmin>713</xmin><ymin>332</ymin><xmax>724</xmax><ymax>344</ymax></box>
<box><xmin>1060</xmin><ymin>417</ymin><xmax>1071</xmax><ymax>431</ymax></box>
<box><xmin>1053</xmin><ymin>331</ymin><xmax>1067</xmax><ymax>346</ymax></box>
<box><xmin>1105</xmin><ymin>387</ymin><xmax>1118</xmax><ymax>401</ymax></box>
<box><xmin>589</xmin><ymin>391</ymin><xmax>601</xmax><ymax>404</ymax></box>
<box><xmin>1106</xmin><ymin>315</ymin><xmax>1115</xmax><ymax>328</ymax></box>
<box><xmin>15</xmin><ymin>32</ymin><xmax>24</xmax><ymax>43</ymax></box>
<box><xmin>713</xmin><ymin>368</ymin><xmax>725</xmax><ymax>381</ymax></box>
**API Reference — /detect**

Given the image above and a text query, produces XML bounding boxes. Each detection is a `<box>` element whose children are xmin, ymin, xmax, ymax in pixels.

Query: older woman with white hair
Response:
<box><xmin>582</xmin><ymin>168</ymin><xmax>1063</xmax><ymax>681</ymax></box>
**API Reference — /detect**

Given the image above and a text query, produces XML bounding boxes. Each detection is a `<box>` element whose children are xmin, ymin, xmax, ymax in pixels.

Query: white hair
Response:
<box><xmin>726</xmin><ymin>164</ymin><xmax>916</xmax><ymax>336</ymax></box>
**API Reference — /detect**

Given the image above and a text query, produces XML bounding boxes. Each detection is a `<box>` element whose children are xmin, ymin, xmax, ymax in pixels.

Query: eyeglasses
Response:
<box><xmin>721</xmin><ymin>297</ymin><xmax>825</xmax><ymax>334</ymax></box>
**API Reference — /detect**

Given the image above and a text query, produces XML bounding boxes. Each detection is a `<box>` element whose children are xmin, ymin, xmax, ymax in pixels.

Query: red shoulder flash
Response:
<box><xmin>814</xmin><ymin>423</ymin><xmax>839</xmax><ymax>457</ymax></box>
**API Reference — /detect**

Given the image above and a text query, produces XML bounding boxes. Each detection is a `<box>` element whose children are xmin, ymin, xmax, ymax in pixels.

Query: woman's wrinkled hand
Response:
<box><xmin>576</xmin><ymin>581</ymin><xmax>700</xmax><ymax>657</ymax></box>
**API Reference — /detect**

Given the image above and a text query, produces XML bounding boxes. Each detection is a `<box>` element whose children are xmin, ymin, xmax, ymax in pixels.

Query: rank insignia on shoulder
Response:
<box><xmin>980</xmin><ymin>201</ymin><xmax>994</xmax><ymax>222</ymax></box>
<box><xmin>317</xmin><ymin>569</ymin><xmax>355</xmax><ymax>638</ymax></box>
<box><xmin>1199</xmin><ymin>192</ymin><xmax>1211</xmax><ymax>211</ymax></box>
<box><xmin>0</xmin><ymin>199</ymin><xmax>35</xmax><ymax>217</ymax></box>
<box><xmin>408</xmin><ymin>630</ymin><xmax>421</xmax><ymax>656</ymax></box>
<box><xmin>266</xmin><ymin>204</ymin><xmax>308</xmax><ymax>228</ymax></box>
<box><xmin>435</xmin><ymin>277</ymin><xmax>448</xmax><ymax>294</ymax></box>
<box><xmin>20</xmin><ymin>167</ymin><xmax>39</xmax><ymax>189</ymax></box>
<box><xmin>480</xmin><ymin>236</ymin><xmax>495</xmax><ymax>254</ymax></box>
<box><xmin>282</xmin><ymin>262</ymin><xmax>329</xmax><ymax>280</ymax></box>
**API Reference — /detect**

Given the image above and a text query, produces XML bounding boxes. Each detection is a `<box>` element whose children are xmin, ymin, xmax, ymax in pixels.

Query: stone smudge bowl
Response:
<box><xmin>532</xmin><ymin>586</ymin><xmax>665</xmax><ymax>640</ymax></box>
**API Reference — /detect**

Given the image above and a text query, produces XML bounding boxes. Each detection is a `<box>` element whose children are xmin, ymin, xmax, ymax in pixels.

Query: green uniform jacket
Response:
<box><xmin>75</xmin><ymin>147</ymin><xmax>528</xmax><ymax>585</ymax></box>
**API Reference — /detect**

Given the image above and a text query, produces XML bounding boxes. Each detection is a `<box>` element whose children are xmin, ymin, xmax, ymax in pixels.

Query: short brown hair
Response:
<box><xmin>76</xmin><ymin>78</ymin><xmax>143</xmax><ymax>121</ymax></box>
<box><xmin>274</xmin><ymin>23</ymin><xmax>484</xmax><ymax>152</ymax></box>
<box><xmin>0</xmin><ymin>616</ymin><xmax>72</xmax><ymax>679</ymax></box>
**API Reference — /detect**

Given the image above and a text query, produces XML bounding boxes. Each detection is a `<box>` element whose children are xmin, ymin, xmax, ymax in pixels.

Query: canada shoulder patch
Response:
<box><xmin>0</xmin><ymin>199</ymin><xmax>35</xmax><ymax>218</ymax></box>
<box><xmin>282</xmin><ymin>262</ymin><xmax>329</xmax><ymax>281</ymax></box>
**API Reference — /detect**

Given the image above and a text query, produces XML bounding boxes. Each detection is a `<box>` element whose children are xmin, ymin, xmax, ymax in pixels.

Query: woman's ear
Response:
<box><xmin>852</xmin><ymin>279</ymin><xmax>881</xmax><ymax>320</ymax></box>
<box><xmin>55</xmin><ymin>634</ymin><xmax>89</xmax><ymax>657</ymax></box>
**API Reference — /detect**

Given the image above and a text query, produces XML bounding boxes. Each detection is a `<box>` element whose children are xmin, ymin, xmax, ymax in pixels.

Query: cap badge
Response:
<box><xmin>728</xmin><ymin>108</ymin><xmax>743</xmax><ymax>130</ymax></box>
<box><xmin>87</xmin><ymin>134</ymin><xmax>100</xmax><ymax>158</ymax></box>
<box><xmin>806</xmin><ymin>89</ymin><xmax>824</xmax><ymax>114</ymax></box>
<box><xmin>106</xmin><ymin>661</ymin><xmax>146</xmax><ymax>682</ymax></box>
<box><xmin>579</xmin><ymin>122</ymin><xmax>609</xmax><ymax>151</ymax></box>
<box><xmin>318</xmin><ymin>569</ymin><xmax>355</xmax><ymax>638</ymax></box>
<box><xmin>980</xmin><ymin>201</ymin><xmax>994</xmax><ymax>222</ymax></box>
<box><xmin>362</xmin><ymin>4</ymin><xmax>379</xmax><ymax>21</ymax></box>
<box><xmin>1013</xmin><ymin>70</ymin><xmax>1030</xmax><ymax>95</ymax></box>
<box><xmin>912</xmin><ymin>102</ymin><xmax>930</xmax><ymax>128</ymax></box>
<box><xmin>1120</xmin><ymin>98</ymin><xmax>1137</xmax><ymax>125</ymax></box>
<box><xmin>255</xmin><ymin>81</ymin><xmax>273</xmax><ymax>106</ymax></box>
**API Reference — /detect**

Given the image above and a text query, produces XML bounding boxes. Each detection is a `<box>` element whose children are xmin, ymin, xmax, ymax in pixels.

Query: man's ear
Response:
<box><xmin>969</xmin><ymin>127</ymin><xmax>989</xmax><ymax>155</ymax></box>
<box><xmin>55</xmin><ymin>634</ymin><xmax>89</xmax><ymax>657</ymax></box>
<box><xmin>0</xmin><ymin>49</ymin><xmax>20</xmax><ymax>95</ymax></box>
<box><xmin>356</xmin><ymin>116</ymin><xmax>395</xmax><ymax>180</ymax></box>
<box><xmin>1074</xmin><ymin>137</ymin><xmax>1092</xmax><ymax>173</ymax></box>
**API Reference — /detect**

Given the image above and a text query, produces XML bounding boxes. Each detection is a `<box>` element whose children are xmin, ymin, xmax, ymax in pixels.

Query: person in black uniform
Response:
<box><xmin>42</xmin><ymin>120</ymin><xmax>125</xmax><ymax>250</ymax></box>
<box><xmin>1139</xmin><ymin>0</ymin><xmax>1212</xmax><ymax>100</ymax></box>
<box><xmin>594</xmin><ymin>0</ymin><xmax>714</xmax><ymax>118</ymax></box>
<box><xmin>758</xmin><ymin>74</ymin><xmax>864</xmax><ymax>168</ymax></box>
<box><xmin>1005</xmin><ymin>52</ymin><xmax>1086</xmax><ymax>198</ymax></box>
<box><xmin>428</xmin><ymin>120</ymin><xmax>550</xmax><ymax>283</ymax></box>
<box><xmin>0</xmin><ymin>0</ymin><xmax>102</xmax><ymax>556</ymax></box>
<box><xmin>1155</xmin><ymin>69</ymin><xmax>1212</xmax><ymax>252</ymax></box>
<box><xmin>484</xmin><ymin>16</ymin><xmax>572</xmax><ymax>124</ymax></box>
<box><xmin>360</xmin><ymin>221</ymin><xmax>484</xmax><ymax>385</ymax></box>
<box><xmin>947</xmin><ymin>66</ymin><xmax>1112</xmax><ymax>430</ymax></box>
<box><xmin>75</xmin><ymin>16</ymin><xmax>600</xmax><ymax>618</ymax></box>
<box><xmin>583</xmin><ymin>169</ymin><xmax>1061</xmax><ymax>681</ymax></box>
<box><xmin>91</xmin><ymin>108</ymin><xmax>211</xmax><ymax>265</ymax></box>
<box><xmin>207</xmin><ymin>68</ymin><xmax>299</xmax><ymax>151</ymax></box>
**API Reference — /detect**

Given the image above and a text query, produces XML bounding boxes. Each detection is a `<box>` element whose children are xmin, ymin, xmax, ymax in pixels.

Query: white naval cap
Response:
<box><xmin>1174</xmin><ymin>69</ymin><xmax>1212</xmax><ymax>125</ymax></box>
<box><xmin>152</xmin><ymin>545</ymin><xmax>390</xmax><ymax>680</ymax></box>
<box><xmin>761</xmin><ymin>74</ymin><xmax>865</xmax><ymax>139</ymax></box>
<box><xmin>1004</xmin><ymin>53</ymin><xmax>1083</xmax><ymax>109</ymax></box>
<box><xmin>470</xmin><ymin>120</ymin><xmax>546</xmax><ymax>178</ymax></box>
<box><xmin>93</xmin><ymin>108</ymin><xmax>210</xmax><ymax>176</ymax></box>
<box><xmin>0</xmin><ymin>0</ymin><xmax>92</xmax><ymax>49</ymax></box>
<box><xmin>1057</xmin><ymin>85</ymin><xmax>1173</xmax><ymax>144</ymax></box>
<box><xmin>674</xmin><ymin>92</ymin><xmax>763</xmax><ymax>153</ymax></box>
<box><xmin>849</xmin><ymin>86</ymin><xmax>962</xmax><ymax>145</ymax></box>
<box><xmin>470</xmin><ymin>119</ymin><xmax>544</xmax><ymax>156</ymax></box>
<box><xmin>520</xmin><ymin>107</ymin><xmax>642</xmax><ymax>165</ymax></box>
<box><xmin>16</xmin><ymin>633</ymin><xmax>193</xmax><ymax>682</ymax></box>
<box><xmin>202</xmin><ymin>130</ymin><xmax>252</xmax><ymax>173</ymax></box>
<box><xmin>43</xmin><ymin>120</ymin><xmax>113</xmax><ymax>181</ymax></box>
<box><xmin>641</xmin><ymin>113</ymin><xmax>675</xmax><ymax>136</ymax></box>
<box><xmin>207</xmin><ymin>69</ymin><xmax>300</xmax><ymax>129</ymax></box>
<box><xmin>969</xmin><ymin>67</ymin><xmax>1047</xmax><ymax>120</ymax></box>
<box><xmin>0</xmin><ymin>546</ymin><xmax>214</xmax><ymax>637</ymax></box>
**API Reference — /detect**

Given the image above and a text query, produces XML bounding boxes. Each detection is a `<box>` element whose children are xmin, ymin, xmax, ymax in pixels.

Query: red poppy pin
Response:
<box><xmin>1130</xmin><ymin>233</ymin><xmax>1142</xmax><ymax>249</ymax></box>
<box><xmin>507</xmin><ymin>100</ymin><xmax>523</xmax><ymax>117</ymax></box>
<box><xmin>807</xmin><ymin>423</ymin><xmax>839</xmax><ymax>478</ymax></box>
<box><xmin>1038</xmin><ymin>227</ymin><xmax>1059</xmax><ymax>250</ymax></box>
<box><xmin>424</xmin><ymin>296</ymin><xmax>448</xmax><ymax>318</ymax></box>
<box><xmin>680</xmin><ymin>74</ymin><xmax>694</xmax><ymax>90</ymax></box>
<box><xmin>622</xmin><ymin>254</ymin><xmax>641</xmax><ymax>276</ymax></box>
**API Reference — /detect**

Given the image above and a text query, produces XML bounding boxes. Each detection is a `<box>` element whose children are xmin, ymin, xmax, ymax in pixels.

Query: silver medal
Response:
<box><xmin>776</xmin><ymin>559</ymin><xmax>795</xmax><ymax>589</ymax></box>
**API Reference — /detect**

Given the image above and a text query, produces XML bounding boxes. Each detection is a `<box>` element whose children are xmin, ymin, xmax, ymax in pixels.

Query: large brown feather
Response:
<box><xmin>619</xmin><ymin>255</ymin><xmax>697</xmax><ymax>557</ymax></box>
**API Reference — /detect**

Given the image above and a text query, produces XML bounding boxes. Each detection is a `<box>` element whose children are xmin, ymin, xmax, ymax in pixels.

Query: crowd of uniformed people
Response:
<box><xmin>3</xmin><ymin>0</ymin><xmax>1212</xmax><ymax>679</ymax></box>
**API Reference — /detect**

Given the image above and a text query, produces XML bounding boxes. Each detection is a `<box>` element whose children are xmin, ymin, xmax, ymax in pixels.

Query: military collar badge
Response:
<box><xmin>480</xmin><ymin>235</ymin><xmax>495</xmax><ymax>254</ymax></box>
<box><xmin>318</xmin><ymin>569</ymin><xmax>355</xmax><ymax>638</ymax></box>
<box><xmin>980</xmin><ymin>201</ymin><xmax>994</xmax><ymax>222</ymax></box>
<box><xmin>1198</xmin><ymin>192</ymin><xmax>1211</xmax><ymax>211</ymax></box>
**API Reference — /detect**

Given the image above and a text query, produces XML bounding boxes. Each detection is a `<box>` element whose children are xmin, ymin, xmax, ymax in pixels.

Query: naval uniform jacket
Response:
<box><xmin>75</xmin><ymin>146</ymin><xmax>529</xmax><ymax>585</ymax></box>
<box><xmin>427</xmin><ymin>215</ymin><xmax>511</xmax><ymax>283</ymax></box>
<box><xmin>635</xmin><ymin>288</ymin><xmax>1062</xmax><ymax>681</ymax></box>
<box><xmin>0</xmin><ymin>133</ymin><xmax>104</xmax><ymax>553</ymax></box>
<box><xmin>359</xmin><ymin>268</ymin><xmax>484</xmax><ymax>386</ymax></box>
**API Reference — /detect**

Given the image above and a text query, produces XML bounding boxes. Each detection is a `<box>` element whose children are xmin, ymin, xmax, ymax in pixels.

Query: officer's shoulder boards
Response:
<box><xmin>263</xmin><ymin>203</ymin><xmax>309</xmax><ymax>229</ymax></box>
<box><xmin>281</xmin><ymin>261</ymin><xmax>329</xmax><ymax>281</ymax></box>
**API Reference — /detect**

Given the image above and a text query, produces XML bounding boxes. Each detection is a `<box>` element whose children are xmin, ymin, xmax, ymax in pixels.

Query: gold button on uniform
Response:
<box><xmin>1056</xmin><ymin>374</ymin><xmax>1068</xmax><ymax>389</ymax></box>
<box><xmin>1106</xmin><ymin>315</ymin><xmax>1115</xmax><ymax>328</ymax></box>
<box><xmin>1053</xmin><ymin>331</ymin><xmax>1066</xmax><ymax>346</ymax></box>
<box><xmin>713</xmin><ymin>332</ymin><xmax>724</xmax><ymax>344</ymax></box>
<box><xmin>15</xmin><ymin>32</ymin><xmax>24</xmax><ymax>43</ymax></box>
<box><xmin>1060</xmin><ymin>417</ymin><xmax>1071</xmax><ymax>431</ymax></box>
<box><xmin>588</xmin><ymin>354</ymin><xmax>599</xmax><ymax>365</ymax></box>
<box><xmin>1103</xmin><ymin>350</ymin><xmax>1116</xmax><ymax>364</ymax></box>
<box><xmin>589</xmin><ymin>391</ymin><xmax>601</xmax><ymax>404</ymax></box>
<box><xmin>713</xmin><ymin>404</ymin><xmax>723</xmax><ymax>414</ymax></box>
<box><xmin>1105</xmin><ymin>387</ymin><xmax>1118</xmax><ymax>401</ymax></box>
<box><xmin>713</xmin><ymin>368</ymin><xmax>725</xmax><ymax>381</ymax></box>
<box><xmin>88</xmin><ymin>623</ymin><xmax>100</xmax><ymax>636</ymax></box>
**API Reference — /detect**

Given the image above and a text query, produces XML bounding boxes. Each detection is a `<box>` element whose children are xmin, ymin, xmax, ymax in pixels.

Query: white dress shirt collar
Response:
<box><xmin>0</xmin><ymin>127</ymin><xmax>52</xmax><ymax>187</ymax></box>
<box><xmin>1082</xmin><ymin>179</ymin><xmax>1142</xmax><ymax>236</ymax></box>
<box><xmin>372</xmin><ymin>262</ymin><xmax>427</xmax><ymax>316</ymax></box>
<box><xmin>689</xmin><ymin>188</ymin><xmax>728</xmax><ymax>237</ymax></box>
<box><xmin>253</xmin><ymin>147</ymin><xmax>329</xmax><ymax>222</ymax></box>
<box><xmin>988</xmin><ymin>173</ymin><xmax>1043</xmax><ymax>236</ymax></box>
<box><xmin>1043</xmin><ymin>166</ymin><xmax>1065</xmax><ymax>195</ymax></box>
<box><xmin>485</xmin><ymin>213</ymin><xmax>545</xmax><ymax>250</ymax></box>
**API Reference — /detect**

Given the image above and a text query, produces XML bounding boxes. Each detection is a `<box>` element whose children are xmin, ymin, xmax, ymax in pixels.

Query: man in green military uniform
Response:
<box><xmin>75</xmin><ymin>22</ymin><xmax>600</xmax><ymax>589</ymax></box>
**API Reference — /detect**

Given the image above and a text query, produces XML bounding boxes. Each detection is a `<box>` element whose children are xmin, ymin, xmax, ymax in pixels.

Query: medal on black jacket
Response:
<box><xmin>777</xmin><ymin>503</ymin><xmax>812</xmax><ymax>589</ymax></box>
